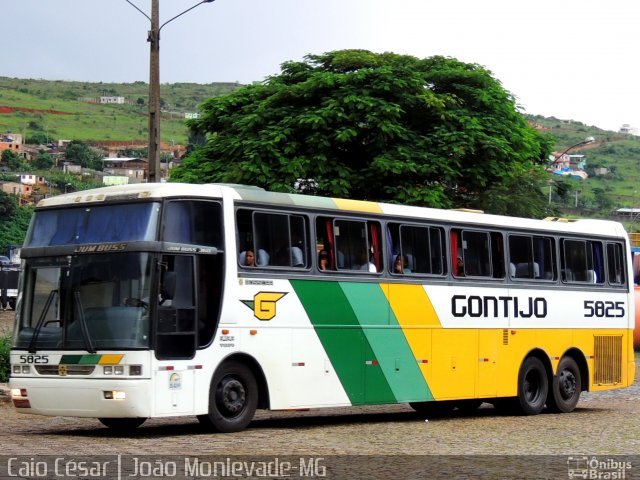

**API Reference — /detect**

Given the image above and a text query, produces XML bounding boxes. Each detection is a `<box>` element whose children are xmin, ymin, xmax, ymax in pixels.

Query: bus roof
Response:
<box><xmin>35</xmin><ymin>182</ymin><xmax>628</xmax><ymax>239</ymax></box>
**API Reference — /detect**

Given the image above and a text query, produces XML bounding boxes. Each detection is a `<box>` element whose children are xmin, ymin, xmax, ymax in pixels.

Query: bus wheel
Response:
<box><xmin>98</xmin><ymin>417</ymin><xmax>146</xmax><ymax>430</ymax></box>
<box><xmin>516</xmin><ymin>356</ymin><xmax>548</xmax><ymax>415</ymax></box>
<box><xmin>547</xmin><ymin>356</ymin><xmax>581</xmax><ymax>413</ymax></box>
<box><xmin>198</xmin><ymin>361</ymin><xmax>258</xmax><ymax>433</ymax></box>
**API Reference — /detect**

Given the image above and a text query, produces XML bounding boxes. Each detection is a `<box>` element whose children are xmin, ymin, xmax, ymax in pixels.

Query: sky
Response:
<box><xmin>5</xmin><ymin>0</ymin><xmax>639</xmax><ymax>132</ymax></box>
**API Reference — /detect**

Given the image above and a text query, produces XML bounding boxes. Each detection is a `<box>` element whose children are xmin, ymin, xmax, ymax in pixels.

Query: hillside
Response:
<box><xmin>527</xmin><ymin>114</ymin><xmax>640</xmax><ymax>218</ymax></box>
<box><xmin>1</xmin><ymin>78</ymin><xmax>639</xmax><ymax>219</ymax></box>
<box><xmin>0</xmin><ymin>77</ymin><xmax>242</xmax><ymax>145</ymax></box>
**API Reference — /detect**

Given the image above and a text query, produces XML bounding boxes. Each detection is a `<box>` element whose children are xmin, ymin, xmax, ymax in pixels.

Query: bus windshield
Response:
<box><xmin>13</xmin><ymin>252</ymin><xmax>153</xmax><ymax>351</ymax></box>
<box><xmin>25</xmin><ymin>202</ymin><xmax>160</xmax><ymax>247</ymax></box>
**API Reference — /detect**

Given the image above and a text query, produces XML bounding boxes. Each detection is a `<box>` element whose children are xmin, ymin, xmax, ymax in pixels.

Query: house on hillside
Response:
<box><xmin>549</xmin><ymin>153</ymin><xmax>589</xmax><ymax>180</ymax></box>
<box><xmin>102</xmin><ymin>157</ymin><xmax>147</xmax><ymax>183</ymax></box>
<box><xmin>0</xmin><ymin>132</ymin><xmax>22</xmax><ymax>155</ymax></box>
<box><xmin>100</xmin><ymin>96</ymin><xmax>125</xmax><ymax>104</ymax></box>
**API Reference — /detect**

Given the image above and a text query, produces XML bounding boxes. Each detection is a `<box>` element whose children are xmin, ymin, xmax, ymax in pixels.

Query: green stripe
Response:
<box><xmin>60</xmin><ymin>355</ymin><xmax>102</xmax><ymax>365</ymax></box>
<box><xmin>340</xmin><ymin>283</ymin><xmax>431</xmax><ymax>402</ymax></box>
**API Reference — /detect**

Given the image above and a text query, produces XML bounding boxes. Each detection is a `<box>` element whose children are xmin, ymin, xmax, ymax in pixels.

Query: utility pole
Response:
<box><xmin>126</xmin><ymin>0</ymin><xmax>215</xmax><ymax>183</ymax></box>
<box><xmin>147</xmin><ymin>0</ymin><xmax>161</xmax><ymax>183</ymax></box>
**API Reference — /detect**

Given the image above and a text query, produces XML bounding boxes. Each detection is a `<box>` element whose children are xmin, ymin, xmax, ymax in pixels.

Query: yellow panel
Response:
<box><xmin>383</xmin><ymin>284</ymin><xmax>442</xmax><ymax>328</ymax></box>
<box><xmin>98</xmin><ymin>354</ymin><xmax>124</xmax><ymax>365</ymax></box>
<box><xmin>333</xmin><ymin>198</ymin><xmax>383</xmax><ymax>213</ymax></box>
<box><xmin>478</xmin><ymin>330</ymin><xmax>499</xmax><ymax>397</ymax></box>
<box><xmin>431</xmin><ymin>329</ymin><xmax>477</xmax><ymax>399</ymax></box>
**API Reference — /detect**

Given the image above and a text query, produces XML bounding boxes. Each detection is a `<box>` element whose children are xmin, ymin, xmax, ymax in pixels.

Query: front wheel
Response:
<box><xmin>98</xmin><ymin>417</ymin><xmax>146</xmax><ymax>431</ymax></box>
<box><xmin>516</xmin><ymin>356</ymin><xmax>548</xmax><ymax>415</ymax></box>
<box><xmin>547</xmin><ymin>356</ymin><xmax>581</xmax><ymax>413</ymax></box>
<box><xmin>198</xmin><ymin>361</ymin><xmax>258</xmax><ymax>433</ymax></box>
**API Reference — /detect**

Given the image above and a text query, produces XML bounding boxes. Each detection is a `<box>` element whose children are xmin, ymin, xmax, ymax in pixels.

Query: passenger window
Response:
<box><xmin>606</xmin><ymin>242</ymin><xmax>626</xmax><ymax>286</ymax></box>
<box><xmin>508</xmin><ymin>234</ymin><xmax>556</xmax><ymax>280</ymax></box>
<box><xmin>451</xmin><ymin>229</ymin><xmax>503</xmax><ymax>278</ymax></box>
<box><xmin>561</xmin><ymin>239</ymin><xmax>604</xmax><ymax>284</ymax></box>
<box><xmin>317</xmin><ymin>217</ymin><xmax>381</xmax><ymax>273</ymax></box>
<box><xmin>236</xmin><ymin>209</ymin><xmax>309</xmax><ymax>269</ymax></box>
<box><xmin>387</xmin><ymin>223</ymin><xmax>445</xmax><ymax>275</ymax></box>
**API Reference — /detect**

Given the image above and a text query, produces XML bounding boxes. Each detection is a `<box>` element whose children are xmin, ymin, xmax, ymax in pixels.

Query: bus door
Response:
<box><xmin>154</xmin><ymin>255</ymin><xmax>197</xmax><ymax>415</ymax></box>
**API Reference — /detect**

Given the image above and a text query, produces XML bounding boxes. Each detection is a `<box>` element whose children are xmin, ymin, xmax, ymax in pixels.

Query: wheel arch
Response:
<box><xmin>559</xmin><ymin>347</ymin><xmax>589</xmax><ymax>392</ymax></box>
<box><xmin>215</xmin><ymin>353</ymin><xmax>270</xmax><ymax>410</ymax></box>
<box><xmin>522</xmin><ymin>347</ymin><xmax>553</xmax><ymax>385</ymax></box>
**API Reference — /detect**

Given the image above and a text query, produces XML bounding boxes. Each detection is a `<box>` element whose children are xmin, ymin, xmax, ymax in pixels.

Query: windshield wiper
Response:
<box><xmin>28</xmin><ymin>290</ymin><xmax>58</xmax><ymax>353</ymax></box>
<box><xmin>74</xmin><ymin>290</ymin><xmax>95</xmax><ymax>353</ymax></box>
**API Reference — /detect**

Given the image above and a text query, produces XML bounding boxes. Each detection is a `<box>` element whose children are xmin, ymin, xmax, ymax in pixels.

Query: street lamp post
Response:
<box><xmin>126</xmin><ymin>0</ymin><xmax>216</xmax><ymax>183</ymax></box>
<box><xmin>552</xmin><ymin>136</ymin><xmax>596</xmax><ymax>163</ymax></box>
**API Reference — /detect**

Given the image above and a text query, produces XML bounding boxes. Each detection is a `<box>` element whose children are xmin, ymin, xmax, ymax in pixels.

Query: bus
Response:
<box><xmin>9</xmin><ymin>183</ymin><xmax>636</xmax><ymax>432</ymax></box>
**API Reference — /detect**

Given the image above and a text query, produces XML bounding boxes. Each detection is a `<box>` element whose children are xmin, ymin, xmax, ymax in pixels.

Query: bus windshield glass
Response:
<box><xmin>13</xmin><ymin>252</ymin><xmax>153</xmax><ymax>351</ymax></box>
<box><xmin>25</xmin><ymin>202</ymin><xmax>160</xmax><ymax>247</ymax></box>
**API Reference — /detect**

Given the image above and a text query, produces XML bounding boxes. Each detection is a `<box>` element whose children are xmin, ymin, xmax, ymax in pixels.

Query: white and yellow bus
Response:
<box><xmin>9</xmin><ymin>183</ymin><xmax>635</xmax><ymax>432</ymax></box>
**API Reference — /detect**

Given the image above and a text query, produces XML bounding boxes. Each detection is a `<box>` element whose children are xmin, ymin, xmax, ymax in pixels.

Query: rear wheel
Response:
<box><xmin>98</xmin><ymin>417</ymin><xmax>146</xmax><ymax>431</ymax></box>
<box><xmin>198</xmin><ymin>361</ymin><xmax>258</xmax><ymax>432</ymax></box>
<box><xmin>547</xmin><ymin>356</ymin><xmax>581</xmax><ymax>413</ymax></box>
<box><xmin>516</xmin><ymin>356</ymin><xmax>548</xmax><ymax>415</ymax></box>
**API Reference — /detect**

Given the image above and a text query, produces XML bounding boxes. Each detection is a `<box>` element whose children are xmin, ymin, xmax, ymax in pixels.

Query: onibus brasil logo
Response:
<box><xmin>241</xmin><ymin>292</ymin><xmax>287</xmax><ymax>321</ymax></box>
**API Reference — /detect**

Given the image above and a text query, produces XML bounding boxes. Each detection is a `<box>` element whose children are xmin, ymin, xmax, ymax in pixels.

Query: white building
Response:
<box><xmin>100</xmin><ymin>96</ymin><xmax>125</xmax><ymax>104</ymax></box>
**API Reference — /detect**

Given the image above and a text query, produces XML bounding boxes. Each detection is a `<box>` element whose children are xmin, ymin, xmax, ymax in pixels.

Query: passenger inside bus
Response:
<box><xmin>318</xmin><ymin>250</ymin><xmax>330</xmax><ymax>271</ymax></box>
<box><xmin>394</xmin><ymin>254</ymin><xmax>411</xmax><ymax>274</ymax></box>
<box><xmin>355</xmin><ymin>247</ymin><xmax>377</xmax><ymax>272</ymax></box>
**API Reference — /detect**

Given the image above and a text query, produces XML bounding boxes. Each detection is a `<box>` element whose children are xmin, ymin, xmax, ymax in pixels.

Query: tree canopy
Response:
<box><xmin>65</xmin><ymin>140</ymin><xmax>103</xmax><ymax>170</ymax></box>
<box><xmin>171</xmin><ymin>50</ymin><xmax>554</xmax><ymax>216</ymax></box>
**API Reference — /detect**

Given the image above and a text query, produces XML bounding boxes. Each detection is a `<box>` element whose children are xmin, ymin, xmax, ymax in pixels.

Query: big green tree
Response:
<box><xmin>172</xmin><ymin>50</ymin><xmax>554</xmax><ymax>217</ymax></box>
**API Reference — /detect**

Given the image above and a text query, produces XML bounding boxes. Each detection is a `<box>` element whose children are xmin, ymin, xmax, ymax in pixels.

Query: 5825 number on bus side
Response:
<box><xmin>583</xmin><ymin>300</ymin><xmax>625</xmax><ymax>318</ymax></box>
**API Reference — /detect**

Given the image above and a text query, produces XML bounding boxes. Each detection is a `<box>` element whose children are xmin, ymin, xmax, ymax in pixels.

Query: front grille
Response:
<box><xmin>593</xmin><ymin>335</ymin><xmax>622</xmax><ymax>385</ymax></box>
<box><xmin>35</xmin><ymin>365</ymin><xmax>96</xmax><ymax>376</ymax></box>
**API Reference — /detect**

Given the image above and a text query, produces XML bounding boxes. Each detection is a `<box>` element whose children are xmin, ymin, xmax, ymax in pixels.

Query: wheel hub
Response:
<box><xmin>217</xmin><ymin>377</ymin><xmax>246</xmax><ymax>416</ymax></box>
<box><xmin>558</xmin><ymin>370</ymin><xmax>576</xmax><ymax>400</ymax></box>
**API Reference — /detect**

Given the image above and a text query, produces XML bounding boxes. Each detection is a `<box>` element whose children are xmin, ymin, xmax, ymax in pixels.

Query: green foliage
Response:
<box><xmin>0</xmin><ymin>203</ymin><xmax>33</xmax><ymax>249</ymax></box>
<box><xmin>65</xmin><ymin>140</ymin><xmax>103</xmax><ymax>170</ymax></box>
<box><xmin>0</xmin><ymin>191</ymin><xmax>17</xmax><ymax>219</ymax></box>
<box><xmin>24</xmin><ymin>131</ymin><xmax>49</xmax><ymax>145</ymax></box>
<box><xmin>172</xmin><ymin>50</ymin><xmax>553</xmax><ymax>217</ymax></box>
<box><xmin>0</xmin><ymin>333</ymin><xmax>10</xmax><ymax>383</ymax></box>
<box><xmin>1</xmin><ymin>150</ymin><xmax>24</xmax><ymax>171</ymax></box>
<box><xmin>31</xmin><ymin>152</ymin><xmax>54</xmax><ymax>169</ymax></box>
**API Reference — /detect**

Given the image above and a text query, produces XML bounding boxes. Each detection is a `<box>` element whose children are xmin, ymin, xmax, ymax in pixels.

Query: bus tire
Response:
<box><xmin>547</xmin><ymin>356</ymin><xmax>581</xmax><ymax>413</ymax></box>
<box><xmin>516</xmin><ymin>356</ymin><xmax>548</xmax><ymax>415</ymax></box>
<box><xmin>98</xmin><ymin>417</ymin><xmax>146</xmax><ymax>430</ymax></box>
<box><xmin>198</xmin><ymin>361</ymin><xmax>258</xmax><ymax>433</ymax></box>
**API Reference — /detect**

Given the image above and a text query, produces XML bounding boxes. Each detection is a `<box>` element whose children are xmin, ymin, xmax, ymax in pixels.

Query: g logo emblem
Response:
<box><xmin>241</xmin><ymin>292</ymin><xmax>287</xmax><ymax>321</ymax></box>
<box><xmin>58</xmin><ymin>364</ymin><xmax>68</xmax><ymax>376</ymax></box>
